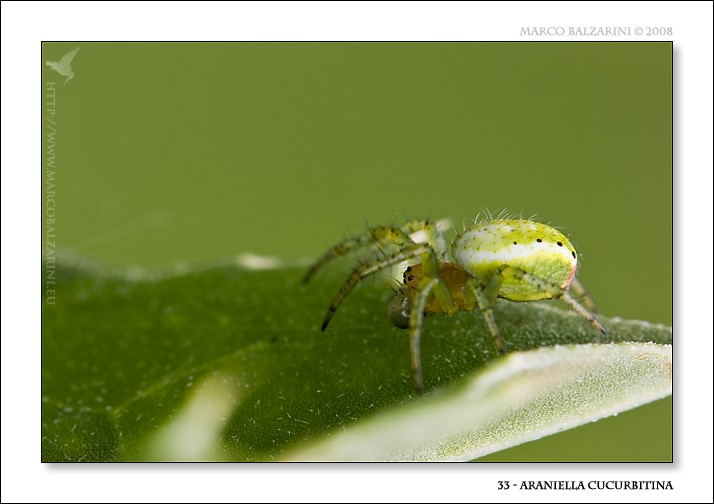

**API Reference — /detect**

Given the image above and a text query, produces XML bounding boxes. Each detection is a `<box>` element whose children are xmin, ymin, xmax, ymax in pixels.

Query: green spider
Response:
<box><xmin>303</xmin><ymin>215</ymin><xmax>605</xmax><ymax>394</ymax></box>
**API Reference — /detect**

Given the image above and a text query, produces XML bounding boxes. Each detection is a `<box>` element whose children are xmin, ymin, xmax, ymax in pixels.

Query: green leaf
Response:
<box><xmin>42</xmin><ymin>255</ymin><xmax>672</xmax><ymax>461</ymax></box>
<box><xmin>286</xmin><ymin>342</ymin><xmax>671</xmax><ymax>461</ymax></box>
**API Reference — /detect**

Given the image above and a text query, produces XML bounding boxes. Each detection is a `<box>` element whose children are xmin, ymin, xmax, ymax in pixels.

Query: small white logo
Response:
<box><xmin>46</xmin><ymin>47</ymin><xmax>81</xmax><ymax>84</ymax></box>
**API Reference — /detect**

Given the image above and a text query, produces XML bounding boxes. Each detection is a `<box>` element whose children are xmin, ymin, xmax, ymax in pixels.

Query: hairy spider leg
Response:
<box><xmin>303</xmin><ymin>227</ymin><xmax>413</xmax><ymax>284</ymax></box>
<box><xmin>302</xmin><ymin>220</ymin><xmax>446</xmax><ymax>284</ymax></box>
<box><xmin>320</xmin><ymin>242</ymin><xmax>455</xmax><ymax>332</ymax></box>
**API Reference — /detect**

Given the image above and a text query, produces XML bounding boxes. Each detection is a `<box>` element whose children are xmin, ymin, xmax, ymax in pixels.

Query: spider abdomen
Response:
<box><xmin>453</xmin><ymin>219</ymin><xmax>578</xmax><ymax>301</ymax></box>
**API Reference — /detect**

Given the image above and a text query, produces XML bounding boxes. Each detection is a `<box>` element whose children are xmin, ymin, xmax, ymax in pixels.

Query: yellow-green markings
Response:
<box><xmin>304</xmin><ymin>216</ymin><xmax>605</xmax><ymax>394</ymax></box>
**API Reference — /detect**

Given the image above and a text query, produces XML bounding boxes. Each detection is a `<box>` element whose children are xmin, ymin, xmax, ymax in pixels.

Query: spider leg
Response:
<box><xmin>568</xmin><ymin>277</ymin><xmax>600</xmax><ymax>313</ymax></box>
<box><xmin>408</xmin><ymin>276</ymin><xmax>438</xmax><ymax>394</ymax></box>
<box><xmin>560</xmin><ymin>292</ymin><xmax>606</xmax><ymax>334</ymax></box>
<box><xmin>404</xmin><ymin>251</ymin><xmax>459</xmax><ymax>394</ymax></box>
<box><xmin>302</xmin><ymin>227</ymin><xmax>413</xmax><ymax>283</ymax></box>
<box><xmin>466</xmin><ymin>276</ymin><xmax>508</xmax><ymax>355</ymax></box>
<box><xmin>501</xmin><ymin>266</ymin><xmax>606</xmax><ymax>335</ymax></box>
<box><xmin>399</xmin><ymin>220</ymin><xmax>450</xmax><ymax>257</ymax></box>
<box><xmin>304</xmin><ymin>219</ymin><xmax>451</xmax><ymax>284</ymax></box>
<box><xmin>320</xmin><ymin>243</ymin><xmax>434</xmax><ymax>331</ymax></box>
<box><xmin>309</xmin><ymin>219</ymin><xmax>454</xmax><ymax>393</ymax></box>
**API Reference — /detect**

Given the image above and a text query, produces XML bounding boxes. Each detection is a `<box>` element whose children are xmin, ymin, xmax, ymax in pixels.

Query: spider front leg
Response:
<box><xmin>407</xmin><ymin>277</ymin><xmax>437</xmax><ymax>394</ymax></box>
<box><xmin>302</xmin><ymin>226</ymin><xmax>414</xmax><ymax>284</ymax></box>
<box><xmin>319</xmin><ymin>243</ymin><xmax>435</xmax><ymax>331</ymax></box>
<box><xmin>303</xmin><ymin>220</ymin><xmax>446</xmax><ymax>284</ymax></box>
<box><xmin>405</xmin><ymin>253</ymin><xmax>458</xmax><ymax>394</ymax></box>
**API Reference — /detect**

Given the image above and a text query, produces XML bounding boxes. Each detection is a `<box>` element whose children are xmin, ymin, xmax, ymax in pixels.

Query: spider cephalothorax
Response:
<box><xmin>304</xmin><ymin>216</ymin><xmax>604</xmax><ymax>393</ymax></box>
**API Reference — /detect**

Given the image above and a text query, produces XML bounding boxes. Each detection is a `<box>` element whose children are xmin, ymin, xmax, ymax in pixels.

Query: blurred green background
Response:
<box><xmin>42</xmin><ymin>42</ymin><xmax>672</xmax><ymax>461</ymax></box>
